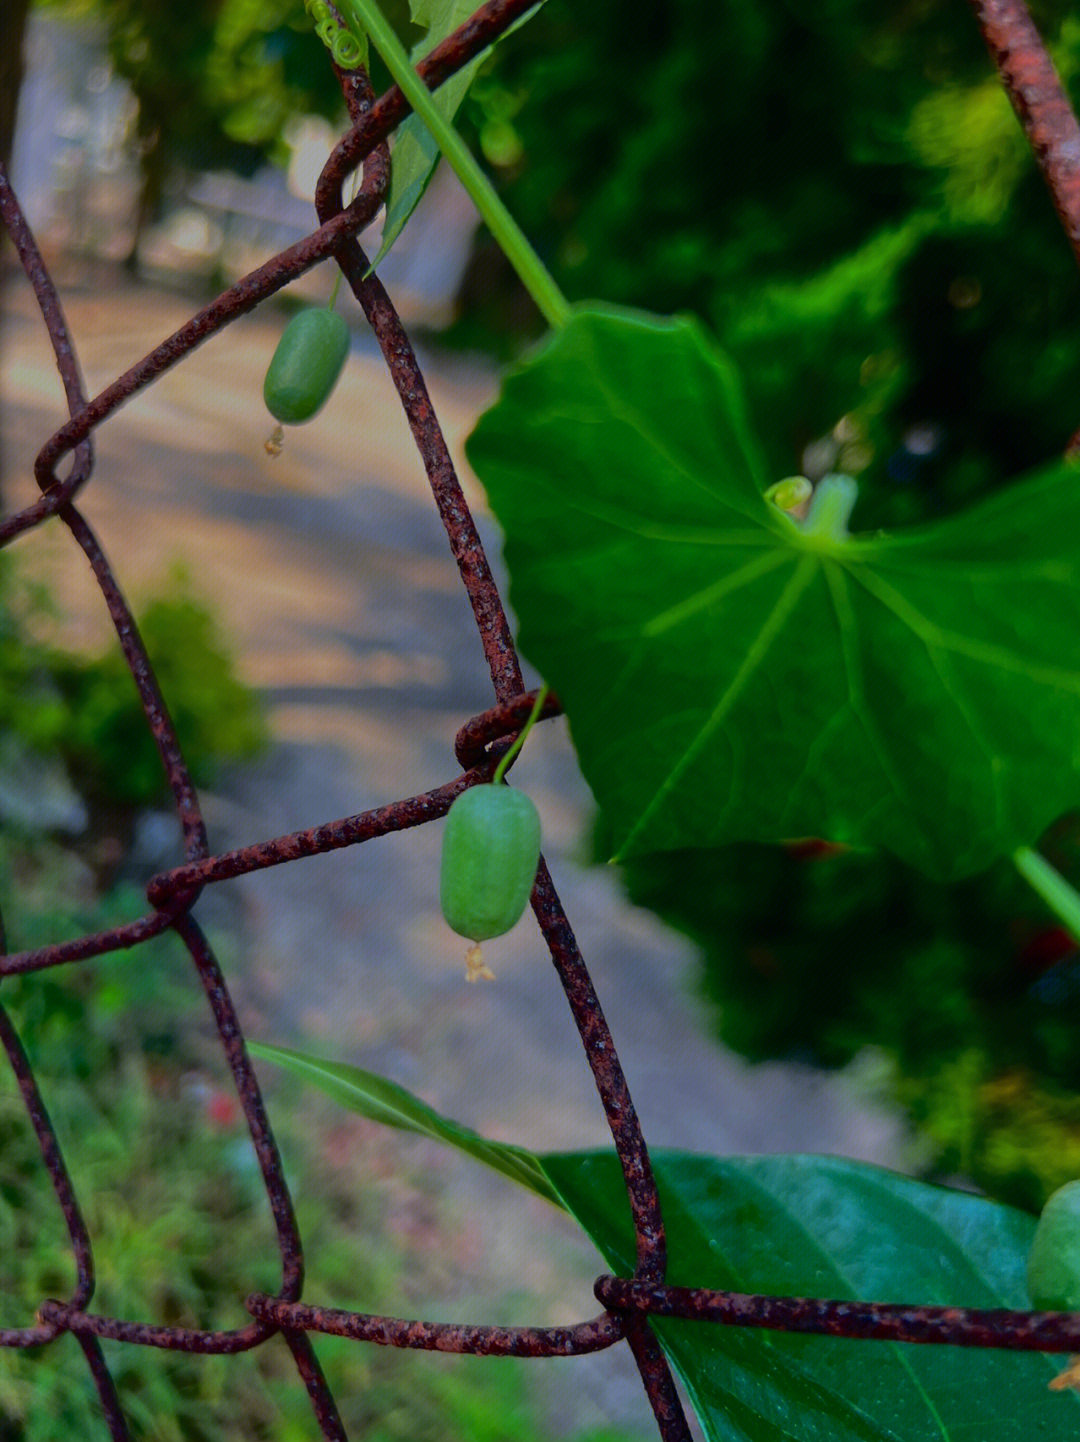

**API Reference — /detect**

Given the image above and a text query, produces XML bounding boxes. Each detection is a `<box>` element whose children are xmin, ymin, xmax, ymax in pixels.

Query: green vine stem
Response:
<box><xmin>493</xmin><ymin>684</ymin><xmax>550</xmax><ymax>783</ymax></box>
<box><xmin>1014</xmin><ymin>845</ymin><xmax>1080</xmax><ymax>943</ymax></box>
<box><xmin>335</xmin><ymin>0</ymin><xmax>571</xmax><ymax>330</ymax></box>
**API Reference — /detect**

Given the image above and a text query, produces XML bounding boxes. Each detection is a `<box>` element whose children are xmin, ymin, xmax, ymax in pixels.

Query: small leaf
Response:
<box><xmin>369</xmin><ymin>0</ymin><xmax>545</xmax><ymax>269</ymax></box>
<box><xmin>465</xmin><ymin>303</ymin><xmax>1080</xmax><ymax>879</ymax></box>
<box><xmin>248</xmin><ymin>1040</ymin><xmax>560</xmax><ymax>1205</ymax></box>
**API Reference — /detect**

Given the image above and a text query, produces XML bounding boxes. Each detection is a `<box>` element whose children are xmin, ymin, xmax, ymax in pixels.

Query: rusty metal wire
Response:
<box><xmin>3</xmin><ymin>0</ymin><xmax>1080</xmax><ymax>1437</ymax></box>
<box><xmin>968</xmin><ymin>0</ymin><xmax>1080</xmax><ymax>271</ymax></box>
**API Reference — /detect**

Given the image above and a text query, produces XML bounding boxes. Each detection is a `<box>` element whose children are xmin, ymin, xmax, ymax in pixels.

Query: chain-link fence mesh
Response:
<box><xmin>4</xmin><ymin>1</ymin><xmax>1080</xmax><ymax>1437</ymax></box>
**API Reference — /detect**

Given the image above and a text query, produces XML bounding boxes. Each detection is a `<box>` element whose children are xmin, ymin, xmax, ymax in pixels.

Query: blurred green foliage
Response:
<box><xmin>460</xmin><ymin>0</ymin><xmax>1080</xmax><ymax>525</ymax></box>
<box><xmin>612</xmin><ymin>827</ymin><xmax>1080</xmax><ymax>1213</ymax></box>
<box><xmin>0</xmin><ymin>559</ymin><xmax>266</xmax><ymax>813</ymax></box>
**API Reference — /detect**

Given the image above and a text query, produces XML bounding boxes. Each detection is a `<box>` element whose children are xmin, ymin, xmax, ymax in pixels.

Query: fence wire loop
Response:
<box><xmin>3</xmin><ymin>1</ymin><xmax>1080</xmax><ymax>1438</ymax></box>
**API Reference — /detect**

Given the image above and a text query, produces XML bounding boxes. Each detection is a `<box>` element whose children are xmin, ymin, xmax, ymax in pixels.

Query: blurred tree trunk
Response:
<box><xmin>0</xmin><ymin>0</ymin><xmax>33</xmax><ymax>510</ymax></box>
<box><xmin>0</xmin><ymin>0</ymin><xmax>31</xmax><ymax>176</ymax></box>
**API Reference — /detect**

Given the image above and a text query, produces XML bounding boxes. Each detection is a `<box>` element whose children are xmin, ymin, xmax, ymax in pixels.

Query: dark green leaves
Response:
<box><xmin>543</xmin><ymin>1149</ymin><xmax>1079</xmax><ymax>1442</ymax></box>
<box><xmin>465</xmin><ymin>304</ymin><xmax>1080</xmax><ymax>879</ymax></box>
<box><xmin>256</xmin><ymin>1046</ymin><xmax>1080</xmax><ymax>1440</ymax></box>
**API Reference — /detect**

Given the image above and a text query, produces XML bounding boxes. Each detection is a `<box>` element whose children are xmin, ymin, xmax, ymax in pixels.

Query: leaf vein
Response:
<box><xmin>615</xmin><ymin>556</ymin><xmax>818</xmax><ymax>857</ymax></box>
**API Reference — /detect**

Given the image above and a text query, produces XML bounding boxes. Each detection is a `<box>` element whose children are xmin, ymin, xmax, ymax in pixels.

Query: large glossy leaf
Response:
<box><xmin>369</xmin><ymin>0</ymin><xmax>545</xmax><ymax>268</ymax></box>
<box><xmin>257</xmin><ymin>1047</ymin><xmax>1078</xmax><ymax>1439</ymax></box>
<box><xmin>464</xmin><ymin>303</ymin><xmax>1080</xmax><ymax>879</ymax></box>
<box><xmin>542</xmin><ymin>1149</ymin><xmax>1079</xmax><ymax>1442</ymax></box>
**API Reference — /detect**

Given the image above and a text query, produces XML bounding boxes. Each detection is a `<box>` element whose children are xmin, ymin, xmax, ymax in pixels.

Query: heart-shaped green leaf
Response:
<box><xmin>465</xmin><ymin>303</ymin><xmax>1080</xmax><ymax>879</ymax></box>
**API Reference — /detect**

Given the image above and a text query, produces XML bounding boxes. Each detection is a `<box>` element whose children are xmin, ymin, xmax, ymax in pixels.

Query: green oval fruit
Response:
<box><xmin>263</xmin><ymin>308</ymin><xmax>350</xmax><ymax>425</ymax></box>
<box><xmin>440</xmin><ymin>784</ymin><xmax>542</xmax><ymax>943</ymax></box>
<box><xmin>1028</xmin><ymin>1180</ymin><xmax>1080</xmax><ymax>1310</ymax></box>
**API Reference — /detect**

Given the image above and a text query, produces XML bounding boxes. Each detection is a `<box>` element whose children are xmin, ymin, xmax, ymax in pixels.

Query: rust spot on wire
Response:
<box><xmin>622</xmin><ymin>1320</ymin><xmax>694</xmax><ymax>1442</ymax></box>
<box><xmin>175</xmin><ymin>914</ymin><xmax>306</xmax><ymax>1296</ymax></box>
<box><xmin>596</xmin><ymin>1276</ymin><xmax>1080</xmax><ymax>1351</ymax></box>
<box><xmin>37</xmin><ymin>1300</ymin><xmax>271</xmax><ymax>1354</ymax></box>
<box><xmin>0</xmin><ymin>165</ymin><xmax>93</xmax><ymax>536</ymax></box>
<box><xmin>63</xmin><ymin>507</ymin><xmax>208</xmax><ymax>859</ymax></box>
<box><xmin>146</xmin><ymin>770</ymin><xmax>489</xmax><ymax>903</ymax></box>
<box><xmin>529</xmin><ymin>860</ymin><xmax>667</xmax><ymax>1282</ymax></box>
<box><xmin>454</xmin><ymin>689</ymin><xmax>562</xmax><ymax>769</ymax></box>
<box><xmin>247</xmin><ymin>1295</ymin><xmax>624</xmax><ymax>1355</ymax></box>
<box><xmin>0</xmin><ymin>1004</ymin><xmax>94</xmax><ymax>1341</ymax></box>
<box><xmin>281</xmin><ymin>1329</ymin><xmax>350</xmax><ymax>1441</ymax></box>
<box><xmin>1</xmin><ymin>896</ymin><xmax>192</xmax><ymax>978</ymax></box>
<box><xmin>75</xmin><ymin>1333</ymin><xmax>132</xmax><ymax>1442</ymax></box>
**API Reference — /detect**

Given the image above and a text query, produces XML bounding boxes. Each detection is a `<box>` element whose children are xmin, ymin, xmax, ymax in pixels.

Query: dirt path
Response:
<box><xmin>2</xmin><ymin>265</ymin><xmax>910</xmax><ymax>1436</ymax></box>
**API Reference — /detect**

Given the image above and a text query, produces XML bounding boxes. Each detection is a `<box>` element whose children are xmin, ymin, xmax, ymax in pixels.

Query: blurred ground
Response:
<box><xmin>1</xmin><ymin>262</ymin><xmax>911</xmax><ymax>1437</ymax></box>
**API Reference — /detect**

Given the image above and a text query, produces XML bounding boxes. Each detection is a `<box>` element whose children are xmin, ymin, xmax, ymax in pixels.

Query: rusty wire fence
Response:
<box><xmin>4</xmin><ymin>1</ymin><xmax>1080</xmax><ymax>1438</ymax></box>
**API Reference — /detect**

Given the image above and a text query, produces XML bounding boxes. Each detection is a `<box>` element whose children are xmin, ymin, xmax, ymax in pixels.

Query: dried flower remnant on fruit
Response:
<box><xmin>465</xmin><ymin>944</ymin><xmax>496</xmax><ymax>983</ymax></box>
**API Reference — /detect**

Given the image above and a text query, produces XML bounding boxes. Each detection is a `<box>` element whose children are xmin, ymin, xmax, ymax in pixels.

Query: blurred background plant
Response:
<box><xmin>608</xmin><ymin>829</ymin><xmax>1080</xmax><ymax>1216</ymax></box>
<box><xmin>0</xmin><ymin>553</ymin><xmax>266</xmax><ymax>883</ymax></box>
